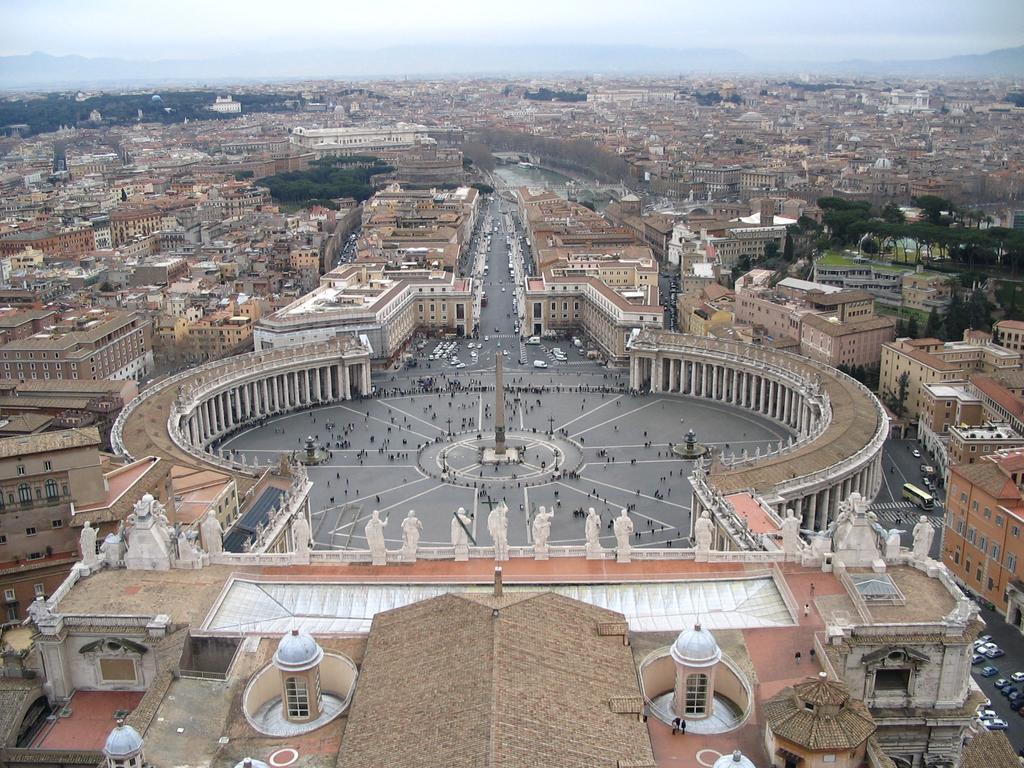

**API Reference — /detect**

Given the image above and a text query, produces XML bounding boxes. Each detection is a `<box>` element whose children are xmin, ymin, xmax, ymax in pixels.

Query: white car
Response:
<box><xmin>983</xmin><ymin>717</ymin><xmax>1009</xmax><ymax>730</ymax></box>
<box><xmin>455</xmin><ymin>363</ymin><xmax>466</xmax><ymax>369</ymax></box>
<box><xmin>533</xmin><ymin>360</ymin><xmax>549</xmax><ymax>369</ymax></box>
<box><xmin>912</xmin><ymin>449</ymin><xmax>921</xmax><ymax>458</ymax></box>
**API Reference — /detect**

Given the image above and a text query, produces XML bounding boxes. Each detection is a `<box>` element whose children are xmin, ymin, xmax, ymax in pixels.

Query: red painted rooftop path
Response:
<box><xmin>31</xmin><ymin>690</ymin><xmax>144</xmax><ymax>751</ymax></box>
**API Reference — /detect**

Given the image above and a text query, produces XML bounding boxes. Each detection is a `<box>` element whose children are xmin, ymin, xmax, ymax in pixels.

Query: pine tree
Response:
<box><xmin>907</xmin><ymin>314</ymin><xmax>920</xmax><ymax>338</ymax></box>
<box><xmin>925</xmin><ymin>307</ymin><xmax>942</xmax><ymax>339</ymax></box>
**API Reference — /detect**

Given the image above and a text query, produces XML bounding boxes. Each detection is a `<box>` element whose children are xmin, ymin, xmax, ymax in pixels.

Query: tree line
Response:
<box><xmin>259</xmin><ymin>157</ymin><xmax>392</xmax><ymax>205</ymax></box>
<box><xmin>816</xmin><ymin>196</ymin><xmax>1024</xmax><ymax>274</ymax></box>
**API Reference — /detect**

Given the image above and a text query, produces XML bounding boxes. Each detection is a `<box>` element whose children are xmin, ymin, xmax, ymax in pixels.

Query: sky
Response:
<box><xmin>1</xmin><ymin>0</ymin><xmax>1022</xmax><ymax>62</ymax></box>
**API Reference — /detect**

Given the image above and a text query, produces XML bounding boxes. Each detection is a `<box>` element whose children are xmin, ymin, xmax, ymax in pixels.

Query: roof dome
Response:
<box><xmin>713</xmin><ymin>750</ymin><xmax>757</xmax><ymax>768</ymax></box>
<box><xmin>670</xmin><ymin>623</ymin><xmax>722</xmax><ymax>668</ymax></box>
<box><xmin>103</xmin><ymin>722</ymin><xmax>143</xmax><ymax>757</ymax></box>
<box><xmin>874</xmin><ymin>157</ymin><xmax>892</xmax><ymax>170</ymax></box>
<box><xmin>234</xmin><ymin>760</ymin><xmax>271</xmax><ymax>768</ymax></box>
<box><xmin>273</xmin><ymin>628</ymin><xmax>323</xmax><ymax>671</ymax></box>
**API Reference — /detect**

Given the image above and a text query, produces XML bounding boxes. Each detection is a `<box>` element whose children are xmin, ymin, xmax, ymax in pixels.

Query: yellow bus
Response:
<box><xmin>902</xmin><ymin>483</ymin><xmax>934</xmax><ymax>510</ymax></box>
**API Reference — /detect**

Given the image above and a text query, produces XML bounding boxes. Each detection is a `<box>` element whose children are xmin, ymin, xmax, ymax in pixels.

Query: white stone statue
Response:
<box><xmin>200</xmin><ymin>510</ymin><xmax>224</xmax><ymax>555</ymax></box>
<box><xmin>912</xmin><ymin>516</ymin><xmax>934</xmax><ymax>560</ymax></box>
<box><xmin>79</xmin><ymin>521</ymin><xmax>98</xmax><ymax>567</ymax></box>
<box><xmin>532</xmin><ymin>506</ymin><xmax>553</xmax><ymax>550</ymax></box>
<box><xmin>780</xmin><ymin>508</ymin><xmax>803</xmax><ymax>556</ymax></box>
<box><xmin>884</xmin><ymin>528</ymin><xmax>904</xmax><ymax>560</ymax></box>
<box><xmin>176</xmin><ymin>530</ymin><xmax>200</xmax><ymax>565</ymax></box>
<box><xmin>100</xmin><ymin>533</ymin><xmax>123</xmax><ymax>566</ymax></box>
<box><xmin>27</xmin><ymin>595</ymin><xmax>53</xmax><ymax>627</ymax></box>
<box><xmin>613</xmin><ymin>509</ymin><xmax>634</xmax><ymax>552</ymax></box>
<box><xmin>694</xmin><ymin>509</ymin><xmax>714</xmax><ymax>553</ymax></box>
<box><xmin>291</xmin><ymin>512</ymin><xmax>311</xmax><ymax>556</ymax></box>
<box><xmin>585</xmin><ymin>507</ymin><xmax>602</xmax><ymax>556</ymax></box>
<box><xmin>365</xmin><ymin>510</ymin><xmax>388</xmax><ymax>564</ymax></box>
<box><xmin>451</xmin><ymin>507</ymin><xmax>472</xmax><ymax>550</ymax></box>
<box><xmin>401</xmin><ymin>510</ymin><xmax>422</xmax><ymax>559</ymax></box>
<box><xmin>488</xmin><ymin>501</ymin><xmax>509</xmax><ymax>561</ymax></box>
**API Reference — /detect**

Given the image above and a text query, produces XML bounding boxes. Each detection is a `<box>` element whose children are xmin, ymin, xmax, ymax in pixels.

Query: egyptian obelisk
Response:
<box><xmin>494</xmin><ymin>353</ymin><xmax>506</xmax><ymax>455</ymax></box>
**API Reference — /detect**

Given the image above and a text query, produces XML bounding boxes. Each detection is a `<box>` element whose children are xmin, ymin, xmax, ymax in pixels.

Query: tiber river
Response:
<box><xmin>492</xmin><ymin>163</ymin><xmax>614</xmax><ymax>211</ymax></box>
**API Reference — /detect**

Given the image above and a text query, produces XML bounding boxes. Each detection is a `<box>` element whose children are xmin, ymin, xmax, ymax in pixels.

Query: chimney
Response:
<box><xmin>493</xmin><ymin>566</ymin><xmax>503</xmax><ymax>597</ymax></box>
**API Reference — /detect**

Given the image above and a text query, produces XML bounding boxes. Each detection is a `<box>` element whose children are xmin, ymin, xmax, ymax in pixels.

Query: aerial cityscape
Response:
<box><xmin>2</xmin><ymin>1</ymin><xmax>1024</xmax><ymax>767</ymax></box>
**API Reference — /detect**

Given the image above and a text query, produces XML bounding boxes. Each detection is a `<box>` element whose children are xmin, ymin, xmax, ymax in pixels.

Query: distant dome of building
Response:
<box><xmin>874</xmin><ymin>157</ymin><xmax>892</xmax><ymax>170</ymax></box>
<box><xmin>849</xmin><ymin>134</ymin><xmax>862</xmax><ymax>143</ymax></box>
<box><xmin>737</xmin><ymin>111</ymin><xmax>764</xmax><ymax>123</ymax></box>
<box><xmin>713</xmin><ymin>750</ymin><xmax>757</xmax><ymax>768</ymax></box>
<box><xmin>273</xmin><ymin>628</ymin><xmax>323</xmax><ymax>672</ymax></box>
<box><xmin>234</xmin><ymin>760</ymin><xmax>270</xmax><ymax>768</ymax></box>
<box><xmin>670</xmin><ymin>623</ymin><xmax>722</xmax><ymax>668</ymax></box>
<box><xmin>103</xmin><ymin>722</ymin><xmax>143</xmax><ymax>757</ymax></box>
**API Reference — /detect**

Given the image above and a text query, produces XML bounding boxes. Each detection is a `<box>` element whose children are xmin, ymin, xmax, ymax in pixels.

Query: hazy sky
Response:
<box><xmin>2</xmin><ymin>0</ymin><xmax>1022</xmax><ymax>61</ymax></box>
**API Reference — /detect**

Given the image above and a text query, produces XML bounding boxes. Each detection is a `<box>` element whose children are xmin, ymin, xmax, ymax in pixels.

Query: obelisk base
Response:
<box><xmin>483</xmin><ymin>446</ymin><xmax>520</xmax><ymax>464</ymax></box>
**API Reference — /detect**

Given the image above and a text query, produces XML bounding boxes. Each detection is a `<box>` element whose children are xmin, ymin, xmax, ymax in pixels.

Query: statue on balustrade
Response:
<box><xmin>613</xmin><ymin>509</ymin><xmax>634</xmax><ymax>553</ymax></box>
<box><xmin>291</xmin><ymin>511</ymin><xmax>311</xmax><ymax>556</ymax></box>
<box><xmin>694</xmin><ymin>509</ymin><xmax>714</xmax><ymax>552</ymax></box>
<box><xmin>585</xmin><ymin>507</ymin><xmax>602</xmax><ymax>556</ymax></box>
<box><xmin>532</xmin><ymin>506</ymin><xmax>553</xmax><ymax>551</ymax></box>
<box><xmin>401</xmin><ymin>510</ymin><xmax>422</xmax><ymax>559</ymax></box>
<box><xmin>200</xmin><ymin>510</ymin><xmax>224</xmax><ymax>555</ymax></box>
<box><xmin>912</xmin><ymin>516</ymin><xmax>935</xmax><ymax>561</ymax></box>
<box><xmin>79</xmin><ymin>520</ymin><xmax>98</xmax><ymax>567</ymax></box>
<box><xmin>365</xmin><ymin>510</ymin><xmax>388</xmax><ymax>564</ymax></box>
<box><xmin>488</xmin><ymin>501</ymin><xmax>509</xmax><ymax>561</ymax></box>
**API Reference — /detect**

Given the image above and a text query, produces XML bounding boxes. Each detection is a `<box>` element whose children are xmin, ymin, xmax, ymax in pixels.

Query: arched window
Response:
<box><xmin>18</xmin><ymin>483</ymin><xmax>31</xmax><ymax>503</ymax></box>
<box><xmin>684</xmin><ymin>672</ymin><xmax>709</xmax><ymax>715</ymax></box>
<box><xmin>45</xmin><ymin>479</ymin><xmax>58</xmax><ymax>500</ymax></box>
<box><xmin>285</xmin><ymin>676</ymin><xmax>310</xmax><ymax>719</ymax></box>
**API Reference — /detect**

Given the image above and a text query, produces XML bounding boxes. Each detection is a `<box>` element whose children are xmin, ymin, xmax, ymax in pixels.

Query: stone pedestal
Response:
<box><xmin>616</xmin><ymin>545</ymin><xmax>631</xmax><ymax>564</ymax></box>
<box><xmin>454</xmin><ymin>544</ymin><xmax>469</xmax><ymax>562</ymax></box>
<box><xmin>482</xmin><ymin>446</ymin><xmax>520</xmax><ymax>464</ymax></box>
<box><xmin>586</xmin><ymin>542</ymin><xmax>604</xmax><ymax>560</ymax></box>
<box><xmin>534</xmin><ymin>544</ymin><xmax>549</xmax><ymax>561</ymax></box>
<box><xmin>371</xmin><ymin>550</ymin><xmax>387</xmax><ymax>567</ymax></box>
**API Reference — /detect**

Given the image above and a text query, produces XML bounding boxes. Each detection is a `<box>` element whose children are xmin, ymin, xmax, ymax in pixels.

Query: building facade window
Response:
<box><xmin>684</xmin><ymin>672</ymin><xmax>709</xmax><ymax>716</ymax></box>
<box><xmin>285</xmin><ymin>676</ymin><xmax>310</xmax><ymax>719</ymax></box>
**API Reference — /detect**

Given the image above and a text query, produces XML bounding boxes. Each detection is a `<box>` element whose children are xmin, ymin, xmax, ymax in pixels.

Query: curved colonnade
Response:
<box><xmin>628</xmin><ymin>330</ymin><xmax>888</xmax><ymax>534</ymax></box>
<box><xmin>111</xmin><ymin>338</ymin><xmax>372</xmax><ymax>476</ymax></box>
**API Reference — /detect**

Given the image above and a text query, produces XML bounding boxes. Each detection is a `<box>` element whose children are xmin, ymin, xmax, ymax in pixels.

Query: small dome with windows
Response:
<box><xmin>670</xmin><ymin>623</ymin><xmax>721</xmax><ymax>668</ymax></box>
<box><xmin>273</xmin><ymin>628</ymin><xmax>324</xmax><ymax>672</ymax></box>
<box><xmin>103</xmin><ymin>720</ymin><xmax>143</xmax><ymax>757</ymax></box>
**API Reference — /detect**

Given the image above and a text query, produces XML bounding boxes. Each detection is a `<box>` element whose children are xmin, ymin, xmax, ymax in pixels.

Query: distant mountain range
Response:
<box><xmin>1</xmin><ymin>44</ymin><xmax>1022</xmax><ymax>89</ymax></box>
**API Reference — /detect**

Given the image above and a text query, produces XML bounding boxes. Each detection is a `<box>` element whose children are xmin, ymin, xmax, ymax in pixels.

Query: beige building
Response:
<box><xmin>800</xmin><ymin>314</ymin><xmax>897</xmax><ymax>369</ymax></box>
<box><xmin>879</xmin><ymin>333</ymin><xmax>1023</xmax><ymax>422</ymax></box>
<box><xmin>255</xmin><ymin>263</ymin><xmax>475</xmax><ymax>363</ymax></box>
<box><xmin>0</xmin><ymin>428</ymin><xmax>105</xmax><ymax>620</ymax></box>
<box><xmin>524</xmin><ymin>252</ymin><xmax>664</xmax><ymax>363</ymax></box>
<box><xmin>994</xmin><ymin>319</ymin><xmax>1024</xmax><ymax>353</ymax></box>
<box><xmin>0</xmin><ymin>309</ymin><xmax>153</xmax><ymax>383</ymax></box>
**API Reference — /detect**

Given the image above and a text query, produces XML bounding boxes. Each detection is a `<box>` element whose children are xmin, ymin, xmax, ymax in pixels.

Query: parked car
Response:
<box><xmin>978</xmin><ymin>642</ymin><xmax>998</xmax><ymax>654</ymax></box>
<box><xmin>995</xmin><ymin>678</ymin><xmax>1011</xmax><ymax>690</ymax></box>
<box><xmin>912</xmin><ymin>449</ymin><xmax>921</xmax><ymax>458</ymax></box>
<box><xmin>1011</xmin><ymin>671</ymin><xmax>1024</xmax><ymax>682</ymax></box>
<box><xmin>971</xmin><ymin>653</ymin><xmax>987</xmax><ymax>665</ymax></box>
<box><xmin>1003</xmin><ymin>685</ymin><xmax>1020</xmax><ymax>698</ymax></box>
<box><xmin>986</xmin><ymin>648</ymin><xmax>1006</xmax><ymax>659</ymax></box>
<box><xmin>981</xmin><ymin>666</ymin><xmax>1000</xmax><ymax>677</ymax></box>
<box><xmin>533</xmin><ymin>360</ymin><xmax>549</xmax><ymax>369</ymax></box>
<box><xmin>984</xmin><ymin>718</ymin><xmax>1009</xmax><ymax>730</ymax></box>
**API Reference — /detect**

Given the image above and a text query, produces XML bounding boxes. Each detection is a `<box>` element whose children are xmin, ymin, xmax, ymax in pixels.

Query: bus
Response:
<box><xmin>902</xmin><ymin>483</ymin><xmax>934</xmax><ymax>510</ymax></box>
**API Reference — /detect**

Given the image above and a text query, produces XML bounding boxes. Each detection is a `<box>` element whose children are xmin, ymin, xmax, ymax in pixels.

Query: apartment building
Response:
<box><xmin>943</xmin><ymin>450</ymin><xmax>1024</xmax><ymax>616</ymax></box>
<box><xmin>0</xmin><ymin>428</ymin><xmax>105</xmax><ymax>619</ymax></box>
<box><xmin>0</xmin><ymin>225</ymin><xmax>96</xmax><ymax>257</ymax></box>
<box><xmin>289</xmin><ymin>123</ymin><xmax>430</xmax><ymax>156</ymax></box>
<box><xmin>879</xmin><ymin>333</ymin><xmax>1023</xmax><ymax>422</ymax></box>
<box><xmin>995</xmin><ymin>319</ymin><xmax>1024</xmax><ymax>353</ymax></box>
<box><xmin>109</xmin><ymin>207</ymin><xmax>164</xmax><ymax>246</ymax></box>
<box><xmin>254</xmin><ymin>263</ymin><xmax>474</xmax><ymax>362</ymax></box>
<box><xmin>800</xmin><ymin>314</ymin><xmax>897</xmax><ymax>368</ymax></box>
<box><xmin>0</xmin><ymin>309</ymin><xmax>153</xmax><ymax>382</ymax></box>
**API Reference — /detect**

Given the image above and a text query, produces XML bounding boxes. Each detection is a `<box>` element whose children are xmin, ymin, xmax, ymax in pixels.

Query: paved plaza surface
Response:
<box><xmin>222</xmin><ymin>371</ymin><xmax>791</xmax><ymax>551</ymax></box>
